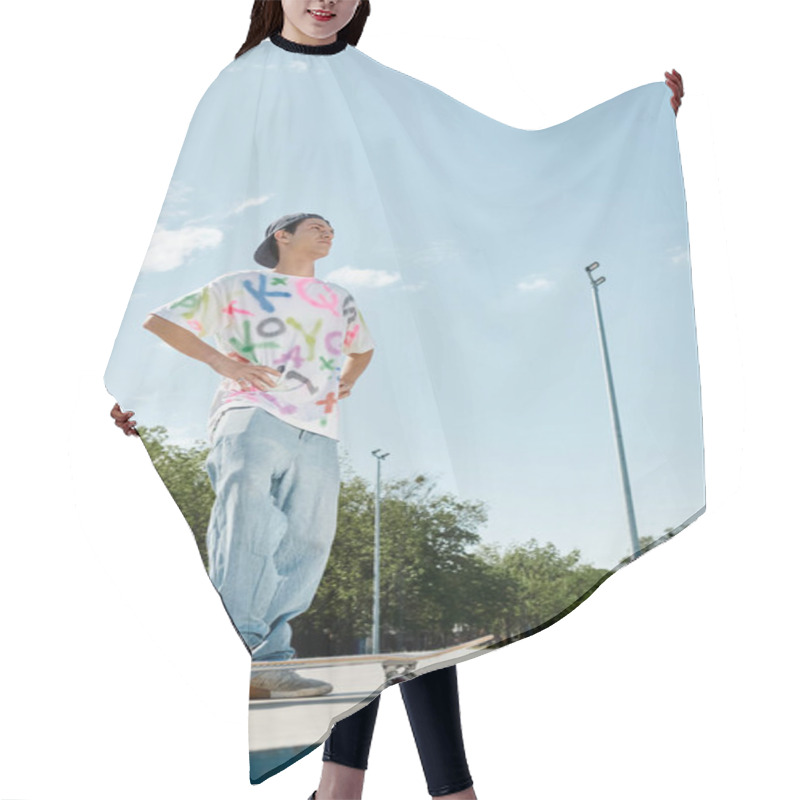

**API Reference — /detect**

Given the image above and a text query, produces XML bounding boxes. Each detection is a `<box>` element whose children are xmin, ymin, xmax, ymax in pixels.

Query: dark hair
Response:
<box><xmin>270</xmin><ymin>214</ymin><xmax>330</xmax><ymax>262</ymax></box>
<box><xmin>236</xmin><ymin>1</ymin><xmax>371</xmax><ymax>59</ymax></box>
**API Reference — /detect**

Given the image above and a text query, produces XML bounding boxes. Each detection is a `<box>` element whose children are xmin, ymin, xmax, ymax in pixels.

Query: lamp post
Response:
<box><xmin>585</xmin><ymin>262</ymin><xmax>641</xmax><ymax>556</ymax></box>
<box><xmin>370</xmin><ymin>448</ymin><xmax>390</xmax><ymax>654</ymax></box>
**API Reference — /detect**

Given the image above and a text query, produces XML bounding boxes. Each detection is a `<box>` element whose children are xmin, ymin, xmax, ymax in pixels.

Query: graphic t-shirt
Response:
<box><xmin>150</xmin><ymin>269</ymin><xmax>376</xmax><ymax>441</ymax></box>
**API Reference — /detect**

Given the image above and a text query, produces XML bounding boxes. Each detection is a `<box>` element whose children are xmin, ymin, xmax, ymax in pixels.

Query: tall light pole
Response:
<box><xmin>585</xmin><ymin>262</ymin><xmax>641</xmax><ymax>556</ymax></box>
<box><xmin>370</xmin><ymin>448</ymin><xmax>390</xmax><ymax>654</ymax></box>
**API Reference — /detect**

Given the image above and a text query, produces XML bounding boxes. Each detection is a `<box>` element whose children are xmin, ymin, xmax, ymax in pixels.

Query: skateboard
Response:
<box><xmin>251</xmin><ymin>633</ymin><xmax>495</xmax><ymax>683</ymax></box>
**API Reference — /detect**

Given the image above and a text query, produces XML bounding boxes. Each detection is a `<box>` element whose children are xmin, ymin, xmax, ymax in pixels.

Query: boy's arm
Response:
<box><xmin>339</xmin><ymin>349</ymin><xmax>374</xmax><ymax>399</ymax></box>
<box><xmin>142</xmin><ymin>314</ymin><xmax>280</xmax><ymax>389</ymax></box>
<box><xmin>143</xmin><ymin>314</ymin><xmax>230</xmax><ymax>373</ymax></box>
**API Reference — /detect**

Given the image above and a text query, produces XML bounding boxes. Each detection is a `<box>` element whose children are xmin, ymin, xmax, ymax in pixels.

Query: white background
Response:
<box><xmin>1</xmin><ymin>1</ymin><xmax>797</xmax><ymax>798</ymax></box>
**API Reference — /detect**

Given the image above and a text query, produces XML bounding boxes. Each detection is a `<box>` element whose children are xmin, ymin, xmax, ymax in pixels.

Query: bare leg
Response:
<box><xmin>316</xmin><ymin>761</ymin><xmax>366</xmax><ymax>800</ymax></box>
<box><xmin>315</xmin><ymin>693</ymin><xmax>381</xmax><ymax>799</ymax></box>
<box><xmin>315</xmin><ymin>754</ymin><xmax>476</xmax><ymax>800</ymax></box>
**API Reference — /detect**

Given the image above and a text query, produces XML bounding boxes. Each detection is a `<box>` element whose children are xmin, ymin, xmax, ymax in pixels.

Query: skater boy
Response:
<box><xmin>142</xmin><ymin>212</ymin><xmax>376</xmax><ymax>698</ymax></box>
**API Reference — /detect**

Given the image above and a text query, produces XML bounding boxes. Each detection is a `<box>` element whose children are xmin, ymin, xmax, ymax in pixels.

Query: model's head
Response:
<box><xmin>236</xmin><ymin>0</ymin><xmax>371</xmax><ymax>59</ymax></box>
<box><xmin>275</xmin><ymin>216</ymin><xmax>335</xmax><ymax>265</ymax></box>
<box><xmin>254</xmin><ymin>213</ymin><xmax>335</xmax><ymax>269</ymax></box>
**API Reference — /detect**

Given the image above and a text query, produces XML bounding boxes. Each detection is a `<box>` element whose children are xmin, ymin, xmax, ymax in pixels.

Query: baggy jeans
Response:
<box><xmin>204</xmin><ymin>406</ymin><xmax>340</xmax><ymax>662</ymax></box>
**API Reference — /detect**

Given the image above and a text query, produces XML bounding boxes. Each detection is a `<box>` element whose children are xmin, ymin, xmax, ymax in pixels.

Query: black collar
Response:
<box><xmin>269</xmin><ymin>31</ymin><xmax>348</xmax><ymax>56</ymax></box>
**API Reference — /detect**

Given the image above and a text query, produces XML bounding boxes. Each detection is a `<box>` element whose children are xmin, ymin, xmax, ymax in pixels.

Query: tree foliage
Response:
<box><xmin>138</xmin><ymin>426</ymin><xmax>613</xmax><ymax>656</ymax></box>
<box><xmin>138</xmin><ymin>425</ymin><xmax>215</xmax><ymax>568</ymax></box>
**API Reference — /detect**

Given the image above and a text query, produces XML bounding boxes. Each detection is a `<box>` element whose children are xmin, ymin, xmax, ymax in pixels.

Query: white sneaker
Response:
<box><xmin>249</xmin><ymin>669</ymin><xmax>333</xmax><ymax>699</ymax></box>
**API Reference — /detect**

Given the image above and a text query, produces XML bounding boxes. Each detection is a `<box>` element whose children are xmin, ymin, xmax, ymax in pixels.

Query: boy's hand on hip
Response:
<box><xmin>212</xmin><ymin>351</ymin><xmax>281</xmax><ymax>391</ymax></box>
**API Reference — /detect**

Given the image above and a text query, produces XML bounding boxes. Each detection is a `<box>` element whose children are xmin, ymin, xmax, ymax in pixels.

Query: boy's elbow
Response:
<box><xmin>142</xmin><ymin>314</ymin><xmax>159</xmax><ymax>331</ymax></box>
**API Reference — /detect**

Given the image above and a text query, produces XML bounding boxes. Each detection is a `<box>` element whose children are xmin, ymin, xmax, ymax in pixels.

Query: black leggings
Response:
<box><xmin>322</xmin><ymin>664</ymin><xmax>473</xmax><ymax>797</ymax></box>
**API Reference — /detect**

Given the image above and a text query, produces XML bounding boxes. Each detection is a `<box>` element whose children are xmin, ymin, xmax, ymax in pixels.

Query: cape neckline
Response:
<box><xmin>269</xmin><ymin>31</ymin><xmax>348</xmax><ymax>56</ymax></box>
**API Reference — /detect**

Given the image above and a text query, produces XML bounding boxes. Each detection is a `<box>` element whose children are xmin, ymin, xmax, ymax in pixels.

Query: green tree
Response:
<box><xmin>477</xmin><ymin>539</ymin><xmax>607</xmax><ymax>642</ymax></box>
<box><xmin>138</xmin><ymin>425</ymin><xmax>215</xmax><ymax>568</ymax></box>
<box><xmin>292</xmin><ymin>465</ymin><xmax>377</xmax><ymax>654</ymax></box>
<box><xmin>639</xmin><ymin>527</ymin><xmax>677</xmax><ymax>551</ymax></box>
<box><xmin>136</xmin><ymin>426</ymin><xmax>611</xmax><ymax>657</ymax></box>
<box><xmin>377</xmin><ymin>473</ymin><xmax>487</xmax><ymax>650</ymax></box>
<box><xmin>295</xmin><ymin>470</ymin><xmax>496</xmax><ymax>653</ymax></box>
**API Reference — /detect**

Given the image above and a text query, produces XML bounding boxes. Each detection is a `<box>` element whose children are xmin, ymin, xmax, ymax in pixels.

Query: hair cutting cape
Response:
<box><xmin>104</xmin><ymin>33</ymin><xmax>704</xmax><ymax>783</ymax></box>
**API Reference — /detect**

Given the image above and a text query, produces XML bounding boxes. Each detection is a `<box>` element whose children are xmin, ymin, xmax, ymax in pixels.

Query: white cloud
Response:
<box><xmin>232</xmin><ymin>195</ymin><xmax>273</xmax><ymax>215</ymax></box>
<box><xmin>326</xmin><ymin>265</ymin><xmax>402</xmax><ymax>289</ymax></box>
<box><xmin>142</xmin><ymin>224</ymin><xmax>224</xmax><ymax>272</ymax></box>
<box><xmin>517</xmin><ymin>275</ymin><xmax>555</xmax><ymax>292</ymax></box>
<box><xmin>667</xmin><ymin>245</ymin><xmax>689</xmax><ymax>265</ymax></box>
<box><xmin>182</xmin><ymin>194</ymin><xmax>275</xmax><ymax>227</ymax></box>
